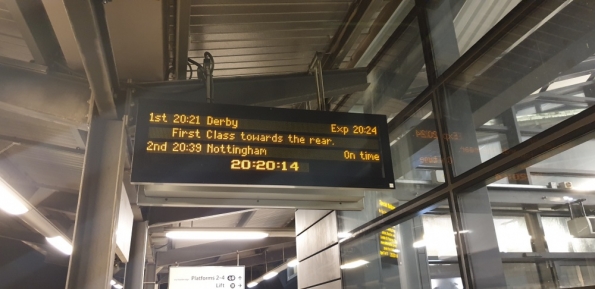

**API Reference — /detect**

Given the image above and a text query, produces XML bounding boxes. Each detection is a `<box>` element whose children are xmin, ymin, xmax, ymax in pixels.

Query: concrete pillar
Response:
<box><xmin>295</xmin><ymin>210</ymin><xmax>341</xmax><ymax>289</ymax></box>
<box><xmin>66</xmin><ymin>118</ymin><xmax>126</xmax><ymax>289</ymax></box>
<box><xmin>125</xmin><ymin>221</ymin><xmax>149</xmax><ymax>289</ymax></box>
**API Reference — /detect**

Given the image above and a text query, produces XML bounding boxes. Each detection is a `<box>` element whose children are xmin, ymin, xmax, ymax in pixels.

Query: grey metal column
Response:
<box><xmin>143</xmin><ymin>263</ymin><xmax>157</xmax><ymax>289</ymax></box>
<box><xmin>397</xmin><ymin>217</ymin><xmax>431</xmax><ymax>289</ymax></box>
<box><xmin>125</xmin><ymin>221</ymin><xmax>149</xmax><ymax>289</ymax></box>
<box><xmin>420</xmin><ymin>0</ymin><xmax>507</xmax><ymax>287</ymax></box>
<box><xmin>447</xmin><ymin>89</ymin><xmax>507</xmax><ymax>288</ymax></box>
<box><xmin>524</xmin><ymin>206</ymin><xmax>557</xmax><ymax>289</ymax></box>
<box><xmin>66</xmin><ymin>118</ymin><xmax>126</xmax><ymax>289</ymax></box>
<box><xmin>500</xmin><ymin>108</ymin><xmax>531</xmax><ymax>184</ymax></box>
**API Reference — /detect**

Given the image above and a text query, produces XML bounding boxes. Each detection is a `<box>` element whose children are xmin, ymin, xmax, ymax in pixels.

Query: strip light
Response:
<box><xmin>248</xmin><ymin>256</ymin><xmax>293</xmax><ymax>286</ymax></box>
<box><xmin>340</xmin><ymin>260</ymin><xmax>368</xmax><ymax>269</ymax></box>
<box><xmin>262</xmin><ymin>271</ymin><xmax>278</xmax><ymax>280</ymax></box>
<box><xmin>287</xmin><ymin>259</ymin><xmax>299</xmax><ymax>267</ymax></box>
<box><xmin>165</xmin><ymin>231</ymin><xmax>269</xmax><ymax>240</ymax></box>
<box><xmin>0</xmin><ymin>178</ymin><xmax>28</xmax><ymax>215</ymax></box>
<box><xmin>46</xmin><ymin>236</ymin><xmax>73</xmax><ymax>255</ymax></box>
<box><xmin>413</xmin><ymin>240</ymin><xmax>426</xmax><ymax>248</ymax></box>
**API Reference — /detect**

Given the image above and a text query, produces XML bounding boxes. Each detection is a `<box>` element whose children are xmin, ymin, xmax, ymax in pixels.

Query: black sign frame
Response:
<box><xmin>131</xmin><ymin>98</ymin><xmax>394</xmax><ymax>189</ymax></box>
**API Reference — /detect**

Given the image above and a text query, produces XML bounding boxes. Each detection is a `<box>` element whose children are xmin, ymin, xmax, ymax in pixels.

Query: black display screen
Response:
<box><xmin>131</xmin><ymin>98</ymin><xmax>394</xmax><ymax>189</ymax></box>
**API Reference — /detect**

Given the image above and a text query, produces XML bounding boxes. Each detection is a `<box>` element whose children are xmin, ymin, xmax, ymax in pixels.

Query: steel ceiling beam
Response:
<box><xmin>236</xmin><ymin>211</ymin><xmax>257</xmax><ymax>227</ymax></box>
<box><xmin>62</xmin><ymin>0</ymin><xmax>119</xmax><ymax>118</ymax></box>
<box><xmin>4</xmin><ymin>0</ymin><xmax>60</xmax><ymax>66</ymax></box>
<box><xmin>160</xmin><ymin>245</ymin><xmax>297</xmax><ymax>273</ymax></box>
<box><xmin>155</xmin><ymin>237</ymin><xmax>295</xmax><ymax>267</ymax></box>
<box><xmin>0</xmin><ymin>65</ymin><xmax>90</xmax><ymax>129</ymax></box>
<box><xmin>0</xmin><ymin>227</ymin><xmax>46</xmax><ymax>244</ymax></box>
<box><xmin>132</xmin><ymin>68</ymin><xmax>369</xmax><ymax>107</ymax></box>
<box><xmin>175</xmin><ymin>0</ymin><xmax>191</xmax><ymax>80</ymax></box>
<box><xmin>321</xmin><ymin>0</ymin><xmax>384</xmax><ymax>69</ymax></box>
<box><xmin>40</xmin><ymin>0</ymin><xmax>84</xmax><ymax>71</ymax></box>
<box><xmin>473</xmin><ymin>25</ymin><xmax>595</xmax><ymax>127</ymax></box>
<box><xmin>0</xmin><ymin>135</ymin><xmax>84</xmax><ymax>155</ymax></box>
<box><xmin>147</xmin><ymin>207</ymin><xmax>250</xmax><ymax>226</ymax></box>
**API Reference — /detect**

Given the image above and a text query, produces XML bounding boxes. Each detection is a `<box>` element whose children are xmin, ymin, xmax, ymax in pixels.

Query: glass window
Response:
<box><xmin>455</xmin><ymin>135</ymin><xmax>595</xmax><ymax>289</ymax></box>
<box><xmin>338</xmin><ymin>101</ymin><xmax>445</xmax><ymax>233</ymax></box>
<box><xmin>439</xmin><ymin>1</ymin><xmax>595</xmax><ymax>175</ymax></box>
<box><xmin>340</xmin><ymin>200</ymin><xmax>463</xmax><ymax>289</ymax></box>
<box><xmin>362</xmin><ymin>16</ymin><xmax>428</xmax><ymax>119</ymax></box>
<box><xmin>425</xmin><ymin>0</ymin><xmax>521</xmax><ymax>75</ymax></box>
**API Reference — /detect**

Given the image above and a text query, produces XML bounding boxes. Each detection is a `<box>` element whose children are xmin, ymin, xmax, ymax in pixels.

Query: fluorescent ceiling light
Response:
<box><xmin>263</xmin><ymin>271</ymin><xmax>278</xmax><ymax>280</ymax></box>
<box><xmin>547</xmin><ymin>75</ymin><xmax>591</xmax><ymax>91</ymax></box>
<box><xmin>114</xmin><ymin>284</ymin><xmax>123</xmax><ymax>289</ymax></box>
<box><xmin>110</xmin><ymin>280</ymin><xmax>116</xmax><ymax>286</ymax></box>
<box><xmin>165</xmin><ymin>231</ymin><xmax>269</xmax><ymax>240</ymax></box>
<box><xmin>247</xmin><ymin>282</ymin><xmax>259</xmax><ymax>288</ymax></box>
<box><xmin>46</xmin><ymin>236</ymin><xmax>73</xmax><ymax>255</ymax></box>
<box><xmin>287</xmin><ymin>259</ymin><xmax>299</xmax><ymax>267</ymax></box>
<box><xmin>0</xmin><ymin>178</ymin><xmax>28</xmax><ymax>215</ymax></box>
<box><xmin>413</xmin><ymin>240</ymin><xmax>426</xmax><ymax>248</ymax></box>
<box><xmin>337</xmin><ymin>232</ymin><xmax>353</xmax><ymax>239</ymax></box>
<box><xmin>340</xmin><ymin>259</ymin><xmax>368</xmax><ymax>269</ymax></box>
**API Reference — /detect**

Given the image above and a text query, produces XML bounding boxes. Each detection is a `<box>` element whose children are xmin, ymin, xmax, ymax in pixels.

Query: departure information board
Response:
<box><xmin>131</xmin><ymin>98</ymin><xmax>394</xmax><ymax>189</ymax></box>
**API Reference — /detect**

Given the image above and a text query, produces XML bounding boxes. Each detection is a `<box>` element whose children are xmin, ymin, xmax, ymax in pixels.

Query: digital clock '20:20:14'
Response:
<box><xmin>230</xmin><ymin>159</ymin><xmax>308</xmax><ymax>172</ymax></box>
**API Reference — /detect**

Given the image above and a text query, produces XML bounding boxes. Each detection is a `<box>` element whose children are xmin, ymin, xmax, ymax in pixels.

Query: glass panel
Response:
<box><xmin>440</xmin><ymin>1</ymin><xmax>595</xmax><ymax>175</ymax></box>
<box><xmin>425</xmin><ymin>0</ymin><xmax>521</xmax><ymax>75</ymax></box>
<box><xmin>340</xmin><ymin>200</ymin><xmax>463</xmax><ymax>289</ymax></box>
<box><xmin>456</xmin><ymin>135</ymin><xmax>595</xmax><ymax>289</ymax></box>
<box><xmin>338</xmin><ymin>101</ymin><xmax>445</xmax><ymax>233</ymax></box>
<box><xmin>362</xmin><ymin>16</ymin><xmax>428</xmax><ymax>119</ymax></box>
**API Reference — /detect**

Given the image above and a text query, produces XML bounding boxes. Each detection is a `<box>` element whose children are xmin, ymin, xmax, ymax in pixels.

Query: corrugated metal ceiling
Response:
<box><xmin>0</xmin><ymin>110</ymin><xmax>83</xmax><ymax>150</ymax></box>
<box><xmin>5</xmin><ymin>145</ymin><xmax>83</xmax><ymax>191</ymax></box>
<box><xmin>244</xmin><ymin>209</ymin><xmax>295</xmax><ymax>228</ymax></box>
<box><xmin>0</xmin><ymin>0</ymin><xmax>33</xmax><ymax>62</ymax></box>
<box><xmin>184</xmin><ymin>0</ymin><xmax>354</xmax><ymax>78</ymax></box>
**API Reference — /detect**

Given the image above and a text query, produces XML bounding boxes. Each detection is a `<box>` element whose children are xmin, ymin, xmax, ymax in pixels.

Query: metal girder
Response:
<box><xmin>175</xmin><ymin>0</ymin><xmax>191</xmax><ymax>80</ymax></box>
<box><xmin>487</xmin><ymin>186</ymin><xmax>595</xmax><ymax>207</ymax></box>
<box><xmin>321</xmin><ymin>0</ymin><xmax>384</xmax><ymax>69</ymax></box>
<box><xmin>132</xmin><ymin>68</ymin><xmax>369</xmax><ymax>107</ymax></box>
<box><xmin>0</xmin><ymin>65</ymin><xmax>90</xmax><ymax>129</ymax></box>
<box><xmin>0</xmin><ymin>134</ymin><xmax>84</xmax><ymax>155</ymax></box>
<box><xmin>4</xmin><ymin>0</ymin><xmax>60</xmax><ymax>66</ymax></box>
<box><xmin>161</xmin><ymin>245</ymin><xmax>296</xmax><ymax>274</ymax></box>
<box><xmin>0</xmin><ymin>55</ymin><xmax>48</xmax><ymax>74</ymax></box>
<box><xmin>147</xmin><ymin>207</ymin><xmax>249</xmax><ymax>227</ymax></box>
<box><xmin>236</xmin><ymin>211</ymin><xmax>257</xmax><ymax>227</ymax></box>
<box><xmin>155</xmin><ymin>237</ymin><xmax>295</xmax><ymax>267</ymax></box>
<box><xmin>40</xmin><ymin>0</ymin><xmax>84</xmax><ymax>71</ymax></box>
<box><xmin>472</xmin><ymin>4</ymin><xmax>595</xmax><ymax>127</ymax></box>
<box><xmin>124</xmin><ymin>222</ymin><xmax>148</xmax><ymax>289</ymax></box>
<box><xmin>66</xmin><ymin>119</ymin><xmax>126</xmax><ymax>289</ymax></box>
<box><xmin>62</xmin><ymin>0</ymin><xmax>118</xmax><ymax>118</ymax></box>
<box><xmin>0</xmin><ymin>227</ymin><xmax>46</xmax><ymax>244</ymax></box>
<box><xmin>28</xmin><ymin>188</ymin><xmax>56</xmax><ymax>207</ymax></box>
<box><xmin>348</xmin><ymin>0</ymin><xmax>413</xmax><ymax>68</ymax></box>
